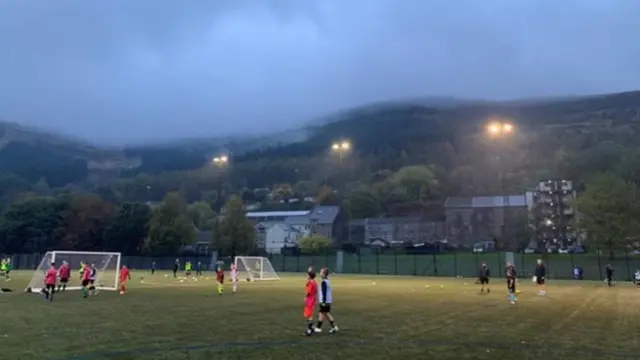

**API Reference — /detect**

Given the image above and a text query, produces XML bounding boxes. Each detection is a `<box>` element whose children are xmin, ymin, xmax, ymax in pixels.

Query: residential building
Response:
<box><xmin>532</xmin><ymin>179</ymin><xmax>576</xmax><ymax>249</ymax></box>
<box><xmin>255</xmin><ymin>222</ymin><xmax>305</xmax><ymax>254</ymax></box>
<box><xmin>347</xmin><ymin>217</ymin><xmax>445</xmax><ymax>246</ymax></box>
<box><xmin>249</xmin><ymin>205</ymin><xmax>344</xmax><ymax>252</ymax></box>
<box><xmin>444</xmin><ymin>195</ymin><xmax>532</xmax><ymax>248</ymax></box>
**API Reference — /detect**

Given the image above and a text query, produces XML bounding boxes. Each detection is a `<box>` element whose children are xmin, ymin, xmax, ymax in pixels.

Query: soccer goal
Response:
<box><xmin>25</xmin><ymin>251</ymin><xmax>121</xmax><ymax>293</ymax></box>
<box><xmin>234</xmin><ymin>256</ymin><xmax>279</xmax><ymax>281</ymax></box>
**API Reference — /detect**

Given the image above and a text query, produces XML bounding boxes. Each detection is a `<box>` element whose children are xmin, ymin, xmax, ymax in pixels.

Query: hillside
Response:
<box><xmin>1</xmin><ymin>90</ymin><xmax>640</xmax><ymax>206</ymax></box>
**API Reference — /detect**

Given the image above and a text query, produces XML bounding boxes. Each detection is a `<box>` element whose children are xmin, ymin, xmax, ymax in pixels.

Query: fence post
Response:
<box><xmin>394</xmin><ymin>253</ymin><xmax>398</xmax><ymax>275</ymax></box>
<box><xmin>625</xmin><ymin>249</ymin><xmax>631</xmax><ymax>281</ymax></box>
<box><xmin>413</xmin><ymin>253</ymin><xmax>417</xmax><ymax>276</ymax></box>
<box><xmin>296</xmin><ymin>255</ymin><xmax>300</xmax><ymax>272</ymax></box>
<box><xmin>453</xmin><ymin>252</ymin><xmax>458</xmax><ymax>276</ymax></box>
<box><xmin>596</xmin><ymin>242</ymin><xmax>603</xmax><ymax>280</ymax></box>
<box><xmin>432</xmin><ymin>252</ymin><xmax>438</xmax><ymax>276</ymax></box>
<box><xmin>358</xmin><ymin>253</ymin><xmax>361</xmax><ymax>274</ymax></box>
<box><xmin>376</xmin><ymin>251</ymin><xmax>380</xmax><ymax>275</ymax></box>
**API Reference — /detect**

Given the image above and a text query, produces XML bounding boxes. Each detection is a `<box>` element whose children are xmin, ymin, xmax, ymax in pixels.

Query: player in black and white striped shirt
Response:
<box><xmin>314</xmin><ymin>267</ymin><xmax>339</xmax><ymax>334</ymax></box>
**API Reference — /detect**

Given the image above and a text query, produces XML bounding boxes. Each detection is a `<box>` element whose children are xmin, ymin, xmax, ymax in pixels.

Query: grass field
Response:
<box><xmin>1</xmin><ymin>270</ymin><xmax>639</xmax><ymax>360</ymax></box>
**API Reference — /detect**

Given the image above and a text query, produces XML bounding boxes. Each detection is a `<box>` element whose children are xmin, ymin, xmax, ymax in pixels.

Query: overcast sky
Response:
<box><xmin>1</xmin><ymin>0</ymin><xmax>639</xmax><ymax>144</ymax></box>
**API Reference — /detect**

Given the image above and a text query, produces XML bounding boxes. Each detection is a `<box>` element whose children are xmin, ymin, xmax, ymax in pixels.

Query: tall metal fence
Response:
<box><xmin>5</xmin><ymin>252</ymin><xmax>640</xmax><ymax>281</ymax></box>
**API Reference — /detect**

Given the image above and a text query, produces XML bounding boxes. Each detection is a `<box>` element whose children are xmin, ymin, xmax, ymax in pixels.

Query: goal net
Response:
<box><xmin>26</xmin><ymin>251</ymin><xmax>121</xmax><ymax>292</ymax></box>
<box><xmin>234</xmin><ymin>256</ymin><xmax>279</xmax><ymax>281</ymax></box>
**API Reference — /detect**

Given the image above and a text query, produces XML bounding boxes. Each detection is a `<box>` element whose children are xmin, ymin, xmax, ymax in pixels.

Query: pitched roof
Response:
<box><xmin>246</xmin><ymin>210</ymin><xmax>310</xmax><ymax>218</ymax></box>
<box><xmin>309</xmin><ymin>206</ymin><xmax>340</xmax><ymax>224</ymax></box>
<box><xmin>445</xmin><ymin>195</ymin><xmax>527</xmax><ymax>208</ymax></box>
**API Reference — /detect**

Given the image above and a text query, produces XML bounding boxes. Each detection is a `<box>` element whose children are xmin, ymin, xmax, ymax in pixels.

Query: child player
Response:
<box><xmin>57</xmin><ymin>261</ymin><xmax>71</xmax><ymax>292</ymax></box>
<box><xmin>534</xmin><ymin>259</ymin><xmax>547</xmax><ymax>296</ymax></box>
<box><xmin>230</xmin><ymin>263</ymin><xmax>238</xmax><ymax>294</ymax></box>
<box><xmin>505</xmin><ymin>261</ymin><xmax>517</xmax><ymax>304</ymax></box>
<box><xmin>315</xmin><ymin>267</ymin><xmax>338</xmax><ymax>334</ymax></box>
<box><xmin>185</xmin><ymin>261</ymin><xmax>192</xmax><ymax>277</ymax></box>
<box><xmin>173</xmin><ymin>259</ymin><xmax>179</xmax><ymax>278</ymax></box>
<box><xmin>478</xmin><ymin>262</ymin><xmax>490</xmax><ymax>293</ymax></box>
<box><xmin>81</xmin><ymin>263</ymin><xmax>92</xmax><ymax>299</ymax></box>
<box><xmin>216</xmin><ymin>265</ymin><xmax>225</xmax><ymax>295</ymax></box>
<box><xmin>43</xmin><ymin>262</ymin><xmax>57</xmax><ymax>302</ymax></box>
<box><xmin>303</xmin><ymin>270</ymin><xmax>318</xmax><ymax>336</ymax></box>
<box><xmin>196</xmin><ymin>261</ymin><xmax>203</xmax><ymax>277</ymax></box>
<box><xmin>150</xmin><ymin>261</ymin><xmax>156</xmax><ymax>276</ymax></box>
<box><xmin>3</xmin><ymin>258</ymin><xmax>11</xmax><ymax>281</ymax></box>
<box><xmin>119</xmin><ymin>265</ymin><xmax>131</xmax><ymax>295</ymax></box>
<box><xmin>88</xmin><ymin>263</ymin><xmax>98</xmax><ymax>296</ymax></box>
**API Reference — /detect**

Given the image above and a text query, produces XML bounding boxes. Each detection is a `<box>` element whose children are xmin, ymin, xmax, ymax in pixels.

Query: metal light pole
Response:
<box><xmin>212</xmin><ymin>155</ymin><xmax>229</xmax><ymax>210</ymax></box>
<box><xmin>485</xmin><ymin>121</ymin><xmax>515</xmax><ymax>247</ymax></box>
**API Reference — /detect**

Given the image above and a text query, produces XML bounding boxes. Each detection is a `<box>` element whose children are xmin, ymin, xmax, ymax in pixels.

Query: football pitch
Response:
<box><xmin>1</xmin><ymin>271</ymin><xmax>639</xmax><ymax>360</ymax></box>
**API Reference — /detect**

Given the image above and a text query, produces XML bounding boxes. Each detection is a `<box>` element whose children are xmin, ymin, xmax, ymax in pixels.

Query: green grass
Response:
<box><xmin>1</xmin><ymin>271</ymin><xmax>639</xmax><ymax>359</ymax></box>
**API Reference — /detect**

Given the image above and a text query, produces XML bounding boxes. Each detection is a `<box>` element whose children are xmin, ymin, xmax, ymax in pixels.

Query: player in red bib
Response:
<box><xmin>119</xmin><ymin>265</ymin><xmax>131</xmax><ymax>295</ymax></box>
<box><xmin>81</xmin><ymin>263</ymin><xmax>92</xmax><ymax>299</ymax></box>
<box><xmin>43</xmin><ymin>262</ymin><xmax>57</xmax><ymax>302</ymax></box>
<box><xmin>57</xmin><ymin>260</ymin><xmax>71</xmax><ymax>292</ymax></box>
<box><xmin>304</xmin><ymin>271</ymin><xmax>318</xmax><ymax>336</ymax></box>
<box><xmin>216</xmin><ymin>266</ymin><xmax>225</xmax><ymax>295</ymax></box>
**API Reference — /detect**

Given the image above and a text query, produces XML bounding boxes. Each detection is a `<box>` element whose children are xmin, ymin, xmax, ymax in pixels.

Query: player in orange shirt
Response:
<box><xmin>303</xmin><ymin>271</ymin><xmax>318</xmax><ymax>336</ymax></box>
<box><xmin>119</xmin><ymin>265</ymin><xmax>131</xmax><ymax>295</ymax></box>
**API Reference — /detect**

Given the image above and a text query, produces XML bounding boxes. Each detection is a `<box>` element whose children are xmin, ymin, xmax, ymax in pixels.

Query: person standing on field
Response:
<box><xmin>534</xmin><ymin>259</ymin><xmax>547</xmax><ymax>296</ymax></box>
<box><xmin>303</xmin><ymin>271</ymin><xmax>318</xmax><ymax>336</ymax></box>
<box><xmin>478</xmin><ymin>262</ymin><xmax>490</xmax><ymax>293</ymax></box>
<box><xmin>315</xmin><ymin>268</ymin><xmax>338</xmax><ymax>334</ymax></box>
<box><xmin>43</xmin><ymin>262</ymin><xmax>58</xmax><ymax>302</ymax></box>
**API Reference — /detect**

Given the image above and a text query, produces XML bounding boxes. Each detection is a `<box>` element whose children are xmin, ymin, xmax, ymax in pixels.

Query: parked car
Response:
<box><xmin>524</xmin><ymin>248</ymin><xmax>536</xmax><ymax>254</ymax></box>
<box><xmin>568</xmin><ymin>245</ymin><xmax>586</xmax><ymax>254</ymax></box>
<box><xmin>558</xmin><ymin>248</ymin><xmax>569</xmax><ymax>254</ymax></box>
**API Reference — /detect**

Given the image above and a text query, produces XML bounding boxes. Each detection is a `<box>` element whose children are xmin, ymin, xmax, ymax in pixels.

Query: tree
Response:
<box><xmin>59</xmin><ymin>194</ymin><xmax>116</xmax><ymax>251</ymax></box>
<box><xmin>299</xmin><ymin>235</ymin><xmax>333</xmax><ymax>254</ymax></box>
<box><xmin>103</xmin><ymin>202</ymin><xmax>152</xmax><ymax>254</ymax></box>
<box><xmin>216</xmin><ymin>196</ymin><xmax>256</xmax><ymax>256</ymax></box>
<box><xmin>187</xmin><ymin>201</ymin><xmax>215</xmax><ymax>230</ymax></box>
<box><xmin>0</xmin><ymin>195</ymin><xmax>68</xmax><ymax>253</ymax></box>
<box><xmin>146</xmin><ymin>192</ymin><xmax>196</xmax><ymax>255</ymax></box>
<box><xmin>574</xmin><ymin>173</ymin><xmax>640</xmax><ymax>259</ymax></box>
<box><xmin>387</xmin><ymin>165</ymin><xmax>440</xmax><ymax>202</ymax></box>
<box><xmin>344</xmin><ymin>186</ymin><xmax>382</xmax><ymax>219</ymax></box>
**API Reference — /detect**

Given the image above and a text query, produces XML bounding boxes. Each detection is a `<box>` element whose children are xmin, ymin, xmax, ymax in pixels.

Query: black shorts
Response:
<box><xmin>319</xmin><ymin>303</ymin><xmax>332</xmax><ymax>313</ymax></box>
<box><xmin>218</xmin><ymin>277</ymin><xmax>224</xmax><ymax>284</ymax></box>
<box><xmin>507</xmin><ymin>278</ymin><xmax>516</xmax><ymax>292</ymax></box>
<box><xmin>45</xmin><ymin>284</ymin><xmax>55</xmax><ymax>291</ymax></box>
<box><xmin>60</xmin><ymin>278</ymin><xmax>69</xmax><ymax>284</ymax></box>
<box><xmin>90</xmin><ymin>279</ymin><xmax>95</xmax><ymax>285</ymax></box>
<box><xmin>536</xmin><ymin>277</ymin><xmax>545</xmax><ymax>285</ymax></box>
<box><xmin>173</xmin><ymin>268</ymin><xmax>178</xmax><ymax>273</ymax></box>
<box><xmin>82</xmin><ymin>279</ymin><xmax>90</xmax><ymax>287</ymax></box>
<box><xmin>479</xmin><ymin>277</ymin><xmax>489</xmax><ymax>285</ymax></box>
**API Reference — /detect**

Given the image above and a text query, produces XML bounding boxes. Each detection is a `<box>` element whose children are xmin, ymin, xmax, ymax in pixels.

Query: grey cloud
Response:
<box><xmin>1</xmin><ymin>0</ymin><xmax>639</xmax><ymax>144</ymax></box>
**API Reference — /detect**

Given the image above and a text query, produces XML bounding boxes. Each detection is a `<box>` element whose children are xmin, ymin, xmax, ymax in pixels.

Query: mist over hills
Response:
<box><xmin>0</xmin><ymin>90</ymin><xmax>639</xmax><ymax>190</ymax></box>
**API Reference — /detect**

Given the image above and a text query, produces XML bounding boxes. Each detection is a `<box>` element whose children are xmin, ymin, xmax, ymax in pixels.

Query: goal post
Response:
<box><xmin>26</xmin><ymin>251</ymin><xmax>121</xmax><ymax>293</ymax></box>
<box><xmin>234</xmin><ymin>256</ymin><xmax>279</xmax><ymax>281</ymax></box>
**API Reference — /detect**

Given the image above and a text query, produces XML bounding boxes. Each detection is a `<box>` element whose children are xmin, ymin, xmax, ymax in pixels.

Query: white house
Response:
<box><xmin>255</xmin><ymin>223</ymin><xmax>305</xmax><ymax>254</ymax></box>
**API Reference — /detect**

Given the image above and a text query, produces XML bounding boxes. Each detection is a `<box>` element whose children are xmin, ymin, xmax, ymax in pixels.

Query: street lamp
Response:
<box><xmin>213</xmin><ymin>155</ymin><xmax>229</xmax><ymax>165</ymax></box>
<box><xmin>486</xmin><ymin>121</ymin><xmax>514</xmax><ymax>137</ymax></box>
<box><xmin>331</xmin><ymin>140</ymin><xmax>351</xmax><ymax>163</ymax></box>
